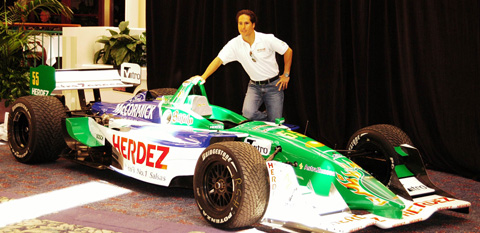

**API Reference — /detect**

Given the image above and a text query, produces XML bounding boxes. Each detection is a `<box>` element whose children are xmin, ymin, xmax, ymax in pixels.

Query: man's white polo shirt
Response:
<box><xmin>218</xmin><ymin>31</ymin><xmax>289</xmax><ymax>81</ymax></box>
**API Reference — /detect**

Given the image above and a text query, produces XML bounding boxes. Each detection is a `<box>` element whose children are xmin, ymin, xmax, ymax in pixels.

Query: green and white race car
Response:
<box><xmin>6</xmin><ymin>64</ymin><xmax>471</xmax><ymax>232</ymax></box>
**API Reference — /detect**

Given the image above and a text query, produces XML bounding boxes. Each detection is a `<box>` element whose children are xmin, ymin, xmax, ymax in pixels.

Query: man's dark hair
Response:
<box><xmin>236</xmin><ymin>9</ymin><xmax>257</xmax><ymax>24</ymax></box>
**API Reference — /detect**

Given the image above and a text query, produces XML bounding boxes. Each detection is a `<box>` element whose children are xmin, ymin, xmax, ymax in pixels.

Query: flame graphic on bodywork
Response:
<box><xmin>336</xmin><ymin>161</ymin><xmax>388</xmax><ymax>206</ymax></box>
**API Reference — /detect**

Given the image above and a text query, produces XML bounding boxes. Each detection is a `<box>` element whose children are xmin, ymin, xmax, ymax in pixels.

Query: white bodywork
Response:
<box><xmin>262</xmin><ymin>161</ymin><xmax>471</xmax><ymax>232</ymax></box>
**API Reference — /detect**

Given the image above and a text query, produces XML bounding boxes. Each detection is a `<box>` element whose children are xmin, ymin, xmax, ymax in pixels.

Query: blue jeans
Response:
<box><xmin>242</xmin><ymin>78</ymin><xmax>284</xmax><ymax>122</ymax></box>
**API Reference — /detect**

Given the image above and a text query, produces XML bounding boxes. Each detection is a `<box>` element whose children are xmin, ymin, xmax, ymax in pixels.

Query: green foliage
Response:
<box><xmin>0</xmin><ymin>19</ymin><xmax>33</xmax><ymax>107</ymax></box>
<box><xmin>94</xmin><ymin>21</ymin><xmax>147</xmax><ymax>66</ymax></box>
<box><xmin>2</xmin><ymin>0</ymin><xmax>73</xmax><ymax>23</ymax></box>
<box><xmin>0</xmin><ymin>0</ymin><xmax>73</xmax><ymax>107</ymax></box>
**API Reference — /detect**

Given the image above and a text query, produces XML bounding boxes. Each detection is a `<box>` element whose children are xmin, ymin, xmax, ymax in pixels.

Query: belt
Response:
<box><xmin>252</xmin><ymin>76</ymin><xmax>279</xmax><ymax>85</ymax></box>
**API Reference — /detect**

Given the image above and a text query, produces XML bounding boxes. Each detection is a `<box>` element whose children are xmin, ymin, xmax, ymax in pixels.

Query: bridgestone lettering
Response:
<box><xmin>348</xmin><ymin>133</ymin><xmax>367</xmax><ymax>150</ymax></box>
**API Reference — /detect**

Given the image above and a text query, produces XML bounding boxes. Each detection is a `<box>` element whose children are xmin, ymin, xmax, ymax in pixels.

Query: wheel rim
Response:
<box><xmin>353</xmin><ymin>142</ymin><xmax>392</xmax><ymax>185</ymax></box>
<box><xmin>204</xmin><ymin>161</ymin><xmax>234</xmax><ymax>209</ymax></box>
<box><xmin>11</xmin><ymin>111</ymin><xmax>30</xmax><ymax>150</ymax></box>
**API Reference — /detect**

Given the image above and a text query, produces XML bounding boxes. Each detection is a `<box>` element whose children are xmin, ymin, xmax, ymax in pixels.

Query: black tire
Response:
<box><xmin>148</xmin><ymin>88</ymin><xmax>177</xmax><ymax>98</ymax></box>
<box><xmin>133</xmin><ymin>88</ymin><xmax>148</xmax><ymax>96</ymax></box>
<box><xmin>7</xmin><ymin>96</ymin><xmax>67</xmax><ymax>163</ymax></box>
<box><xmin>193</xmin><ymin>141</ymin><xmax>269</xmax><ymax>229</ymax></box>
<box><xmin>346</xmin><ymin>124</ymin><xmax>413</xmax><ymax>186</ymax></box>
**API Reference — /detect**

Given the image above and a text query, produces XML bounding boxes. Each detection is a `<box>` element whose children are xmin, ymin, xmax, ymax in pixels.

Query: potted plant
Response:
<box><xmin>94</xmin><ymin>21</ymin><xmax>147</xmax><ymax>67</ymax></box>
<box><xmin>0</xmin><ymin>26</ymin><xmax>31</xmax><ymax>109</ymax></box>
<box><xmin>0</xmin><ymin>0</ymin><xmax>73</xmax><ymax>110</ymax></box>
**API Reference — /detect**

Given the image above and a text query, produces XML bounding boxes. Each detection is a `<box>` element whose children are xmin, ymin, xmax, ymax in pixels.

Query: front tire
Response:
<box><xmin>193</xmin><ymin>141</ymin><xmax>269</xmax><ymax>229</ymax></box>
<box><xmin>7</xmin><ymin>96</ymin><xmax>67</xmax><ymax>163</ymax></box>
<box><xmin>346</xmin><ymin>124</ymin><xmax>413</xmax><ymax>186</ymax></box>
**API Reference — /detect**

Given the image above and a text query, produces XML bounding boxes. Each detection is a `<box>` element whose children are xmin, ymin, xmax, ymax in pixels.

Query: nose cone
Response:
<box><xmin>336</xmin><ymin>167</ymin><xmax>405</xmax><ymax>219</ymax></box>
<box><xmin>361</xmin><ymin>176</ymin><xmax>405</xmax><ymax>218</ymax></box>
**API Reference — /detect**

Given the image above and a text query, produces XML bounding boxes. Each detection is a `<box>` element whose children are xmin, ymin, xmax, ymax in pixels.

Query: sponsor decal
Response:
<box><xmin>57</xmin><ymin>81</ymin><xmax>129</xmax><ymax>89</ymax></box>
<box><xmin>408</xmin><ymin>185</ymin><xmax>430</xmax><ymax>192</ymax></box>
<box><xmin>413</xmin><ymin>196</ymin><xmax>455</xmax><ymax>208</ymax></box>
<box><xmin>232</xmin><ymin>178</ymin><xmax>243</xmax><ymax>209</ymax></box>
<box><xmin>276</xmin><ymin>130</ymin><xmax>306</xmax><ymax>139</ymax></box>
<box><xmin>336</xmin><ymin>160</ymin><xmax>388</xmax><ymax>206</ymax></box>
<box><xmin>201</xmin><ymin>148</ymin><xmax>236</xmax><ymax>171</ymax></box>
<box><xmin>303</xmin><ymin>164</ymin><xmax>335</xmax><ymax>176</ymax></box>
<box><xmin>399</xmin><ymin>177</ymin><xmax>435</xmax><ymax>196</ymax></box>
<box><xmin>30</xmin><ymin>88</ymin><xmax>49</xmax><ymax>96</ymax></box>
<box><xmin>209</xmin><ymin>124</ymin><xmax>224</xmax><ymax>130</ymax></box>
<box><xmin>348</xmin><ymin>133</ymin><xmax>367</xmax><ymax>150</ymax></box>
<box><xmin>171</xmin><ymin>110</ymin><xmax>194</xmax><ymax>125</ymax></box>
<box><xmin>267</xmin><ymin>162</ymin><xmax>278</xmax><ymax>191</ymax></box>
<box><xmin>334</xmin><ymin>214</ymin><xmax>369</xmax><ymax>224</ymax></box>
<box><xmin>252</xmin><ymin>124</ymin><xmax>269</xmax><ymax>130</ymax></box>
<box><xmin>122</xmin><ymin>92</ymin><xmax>147</xmax><ymax>102</ymax></box>
<box><xmin>113</xmin><ymin>103</ymin><xmax>156</xmax><ymax>120</ymax></box>
<box><xmin>149</xmin><ymin>172</ymin><xmax>166</xmax><ymax>181</ymax></box>
<box><xmin>251</xmin><ymin>124</ymin><xmax>283</xmax><ymax>132</ymax></box>
<box><xmin>203</xmin><ymin>210</ymin><xmax>233</xmax><ymax>224</ymax></box>
<box><xmin>244</xmin><ymin>137</ymin><xmax>272</xmax><ymax>155</ymax></box>
<box><xmin>267</xmin><ymin>162</ymin><xmax>284</xmax><ymax>191</ymax></box>
<box><xmin>266</xmin><ymin>162</ymin><xmax>297</xmax><ymax>197</ymax></box>
<box><xmin>402</xmin><ymin>204</ymin><xmax>423</xmax><ymax>217</ymax></box>
<box><xmin>305</xmin><ymin>141</ymin><xmax>324</xmax><ymax>148</ymax></box>
<box><xmin>196</xmin><ymin>102</ymin><xmax>207</xmax><ymax>108</ymax></box>
<box><xmin>112</xmin><ymin>134</ymin><xmax>169</xmax><ymax>169</ymax></box>
<box><xmin>121</xmin><ymin>63</ymin><xmax>141</xmax><ymax>84</ymax></box>
<box><xmin>332</xmin><ymin>196</ymin><xmax>468</xmax><ymax>228</ymax></box>
<box><xmin>124</xmin><ymin>165</ymin><xmax>167</xmax><ymax>181</ymax></box>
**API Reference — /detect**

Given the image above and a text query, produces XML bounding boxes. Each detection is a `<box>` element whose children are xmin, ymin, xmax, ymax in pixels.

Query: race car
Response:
<box><xmin>6</xmin><ymin>64</ymin><xmax>471</xmax><ymax>232</ymax></box>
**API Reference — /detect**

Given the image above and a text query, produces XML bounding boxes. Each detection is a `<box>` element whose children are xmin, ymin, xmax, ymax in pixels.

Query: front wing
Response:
<box><xmin>262</xmin><ymin>161</ymin><xmax>471</xmax><ymax>232</ymax></box>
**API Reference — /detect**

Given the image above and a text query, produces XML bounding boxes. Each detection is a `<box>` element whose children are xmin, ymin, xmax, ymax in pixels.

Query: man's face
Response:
<box><xmin>238</xmin><ymin>14</ymin><xmax>255</xmax><ymax>37</ymax></box>
<box><xmin>40</xmin><ymin>11</ymin><xmax>50</xmax><ymax>22</ymax></box>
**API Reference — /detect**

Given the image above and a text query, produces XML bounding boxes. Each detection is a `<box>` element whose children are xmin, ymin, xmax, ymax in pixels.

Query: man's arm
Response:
<box><xmin>277</xmin><ymin>47</ymin><xmax>293</xmax><ymax>90</ymax></box>
<box><xmin>191</xmin><ymin>57</ymin><xmax>223</xmax><ymax>84</ymax></box>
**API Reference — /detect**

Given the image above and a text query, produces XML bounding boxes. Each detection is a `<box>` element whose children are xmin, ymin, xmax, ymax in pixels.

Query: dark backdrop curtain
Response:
<box><xmin>146</xmin><ymin>0</ymin><xmax>480</xmax><ymax>180</ymax></box>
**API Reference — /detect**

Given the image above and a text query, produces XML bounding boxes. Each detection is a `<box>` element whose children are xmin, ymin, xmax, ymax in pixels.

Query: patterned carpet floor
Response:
<box><xmin>0</xmin><ymin>140</ymin><xmax>478</xmax><ymax>233</ymax></box>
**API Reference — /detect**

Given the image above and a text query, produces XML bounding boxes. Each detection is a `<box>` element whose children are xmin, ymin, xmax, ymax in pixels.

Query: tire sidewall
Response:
<box><xmin>194</xmin><ymin>144</ymin><xmax>244</xmax><ymax>226</ymax></box>
<box><xmin>347</xmin><ymin>129</ymin><xmax>397</xmax><ymax>185</ymax></box>
<box><xmin>8</xmin><ymin>98</ymin><xmax>37</xmax><ymax>162</ymax></box>
<box><xmin>7</xmin><ymin>96</ymin><xmax>66</xmax><ymax>163</ymax></box>
<box><xmin>148</xmin><ymin>88</ymin><xmax>177</xmax><ymax>98</ymax></box>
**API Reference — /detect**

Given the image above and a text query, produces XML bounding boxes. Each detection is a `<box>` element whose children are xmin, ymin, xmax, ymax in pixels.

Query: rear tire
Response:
<box><xmin>193</xmin><ymin>141</ymin><xmax>269</xmax><ymax>229</ymax></box>
<box><xmin>148</xmin><ymin>88</ymin><xmax>177</xmax><ymax>98</ymax></box>
<box><xmin>346</xmin><ymin>124</ymin><xmax>413</xmax><ymax>186</ymax></box>
<box><xmin>7</xmin><ymin>96</ymin><xmax>67</xmax><ymax>163</ymax></box>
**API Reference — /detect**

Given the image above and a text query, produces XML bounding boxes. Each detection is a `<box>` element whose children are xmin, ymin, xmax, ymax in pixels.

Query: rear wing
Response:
<box><xmin>30</xmin><ymin>63</ymin><xmax>141</xmax><ymax>109</ymax></box>
<box><xmin>30</xmin><ymin>63</ymin><xmax>141</xmax><ymax>94</ymax></box>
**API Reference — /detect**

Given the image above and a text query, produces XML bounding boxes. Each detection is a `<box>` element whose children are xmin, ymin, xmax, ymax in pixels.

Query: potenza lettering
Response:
<box><xmin>113</xmin><ymin>134</ymin><xmax>169</xmax><ymax>169</ymax></box>
<box><xmin>113</xmin><ymin>103</ymin><xmax>156</xmax><ymax>119</ymax></box>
